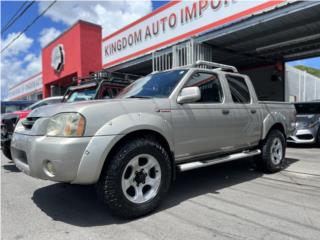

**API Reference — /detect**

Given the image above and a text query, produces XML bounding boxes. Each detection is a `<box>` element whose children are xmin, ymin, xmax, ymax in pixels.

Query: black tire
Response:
<box><xmin>255</xmin><ymin>129</ymin><xmax>286</xmax><ymax>173</ymax></box>
<box><xmin>316</xmin><ymin>128</ymin><xmax>320</xmax><ymax>147</ymax></box>
<box><xmin>96</xmin><ymin>136</ymin><xmax>172</xmax><ymax>219</ymax></box>
<box><xmin>2</xmin><ymin>143</ymin><xmax>12</xmax><ymax>160</ymax></box>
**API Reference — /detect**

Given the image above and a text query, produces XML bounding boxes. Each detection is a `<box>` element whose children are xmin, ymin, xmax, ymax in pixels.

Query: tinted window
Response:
<box><xmin>111</xmin><ymin>88</ymin><xmax>119</xmax><ymax>97</ymax></box>
<box><xmin>185</xmin><ymin>72</ymin><xmax>223</xmax><ymax>103</ymax></box>
<box><xmin>295</xmin><ymin>103</ymin><xmax>320</xmax><ymax>114</ymax></box>
<box><xmin>66</xmin><ymin>89</ymin><xmax>96</xmax><ymax>102</ymax></box>
<box><xmin>226</xmin><ymin>75</ymin><xmax>251</xmax><ymax>103</ymax></box>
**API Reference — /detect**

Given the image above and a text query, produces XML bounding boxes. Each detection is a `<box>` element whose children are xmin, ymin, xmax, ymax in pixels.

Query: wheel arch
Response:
<box><xmin>262</xmin><ymin>112</ymin><xmax>287</xmax><ymax>140</ymax></box>
<box><xmin>267</xmin><ymin>123</ymin><xmax>286</xmax><ymax>137</ymax></box>
<box><xmin>98</xmin><ymin>129</ymin><xmax>176</xmax><ymax>183</ymax></box>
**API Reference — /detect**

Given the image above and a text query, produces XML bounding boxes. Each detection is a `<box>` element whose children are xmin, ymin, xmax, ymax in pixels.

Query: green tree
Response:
<box><xmin>294</xmin><ymin>65</ymin><xmax>320</xmax><ymax>78</ymax></box>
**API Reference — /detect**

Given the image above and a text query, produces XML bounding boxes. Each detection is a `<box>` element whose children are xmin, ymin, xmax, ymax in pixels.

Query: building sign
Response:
<box><xmin>102</xmin><ymin>0</ymin><xmax>284</xmax><ymax>68</ymax></box>
<box><xmin>8</xmin><ymin>73</ymin><xmax>42</xmax><ymax>100</ymax></box>
<box><xmin>51</xmin><ymin>44</ymin><xmax>65</xmax><ymax>72</ymax></box>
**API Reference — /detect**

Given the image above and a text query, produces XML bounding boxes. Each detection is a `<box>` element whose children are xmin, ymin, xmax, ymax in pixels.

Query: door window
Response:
<box><xmin>185</xmin><ymin>72</ymin><xmax>223</xmax><ymax>103</ymax></box>
<box><xmin>226</xmin><ymin>75</ymin><xmax>251</xmax><ymax>104</ymax></box>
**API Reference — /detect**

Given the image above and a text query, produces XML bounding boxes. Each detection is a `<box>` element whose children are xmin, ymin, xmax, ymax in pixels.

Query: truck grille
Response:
<box><xmin>21</xmin><ymin>117</ymin><xmax>40</xmax><ymax>129</ymax></box>
<box><xmin>296</xmin><ymin>134</ymin><xmax>313</xmax><ymax>140</ymax></box>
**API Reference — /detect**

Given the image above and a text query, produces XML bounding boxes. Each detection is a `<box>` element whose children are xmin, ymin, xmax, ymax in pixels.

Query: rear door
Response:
<box><xmin>172</xmin><ymin>71</ymin><xmax>237</xmax><ymax>160</ymax></box>
<box><xmin>224</xmin><ymin>74</ymin><xmax>261</xmax><ymax>148</ymax></box>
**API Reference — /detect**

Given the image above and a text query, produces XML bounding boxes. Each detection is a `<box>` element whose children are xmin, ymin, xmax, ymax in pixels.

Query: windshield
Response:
<box><xmin>295</xmin><ymin>103</ymin><xmax>320</xmax><ymax>115</ymax></box>
<box><xmin>116</xmin><ymin>69</ymin><xmax>188</xmax><ymax>99</ymax></box>
<box><xmin>66</xmin><ymin>88</ymin><xmax>96</xmax><ymax>102</ymax></box>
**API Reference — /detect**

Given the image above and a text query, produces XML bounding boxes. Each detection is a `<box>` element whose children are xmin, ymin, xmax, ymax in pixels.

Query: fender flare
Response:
<box><xmin>73</xmin><ymin>113</ymin><xmax>174</xmax><ymax>184</ymax></box>
<box><xmin>262</xmin><ymin>112</ymin><xmax>287</xmax><ymax>140</ymax></box>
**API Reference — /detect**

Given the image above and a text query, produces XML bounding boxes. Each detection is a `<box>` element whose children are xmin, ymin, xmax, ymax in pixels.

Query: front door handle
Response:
<box><xmin>251</xmin><ymin>109</ymin><xmax>257</xmax><ymax>114</ymax></box>
<box><xmin>222</xmin><ymin>109</ymin><xmax>230</xmax><ymax>115</ymax></box>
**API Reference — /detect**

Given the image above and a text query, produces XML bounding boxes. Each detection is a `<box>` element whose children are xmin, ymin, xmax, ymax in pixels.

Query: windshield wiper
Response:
<box><xmin>128</xmin><ymin>95</ymin><xmax>152</xmax><ymax>99</ymax></box>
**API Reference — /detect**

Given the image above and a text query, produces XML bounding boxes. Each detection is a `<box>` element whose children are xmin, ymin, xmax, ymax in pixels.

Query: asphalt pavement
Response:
<box><xmin>1</xmin><ymin>145</ymin><xmax>320</xmax><ymax>240</ymax></box>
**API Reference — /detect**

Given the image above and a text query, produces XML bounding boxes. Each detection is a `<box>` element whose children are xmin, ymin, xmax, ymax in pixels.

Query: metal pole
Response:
<box><xmin>298</xmin><ymin>71</ymin><xmax>301</xmax><ymax>101</ymax></box>
<box><xmin>315</xmin><ymin>78</ymin><xmax>317</xmax><ymax>100</ymax></box>
<box><xmin>152</xmin><ymin>52</ymin><xmax>155</xmax><ymax>72</ymax></box>
<box><xmin>303</xmin><ymin>71</ymin><xmax>306</xmax><ymax>101</ymax></box>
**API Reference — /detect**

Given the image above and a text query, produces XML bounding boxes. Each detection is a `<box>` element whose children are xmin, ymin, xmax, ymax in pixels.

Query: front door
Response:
<box><xmin>171</xmin><ymin>71</ymin><xmax>237</xmax><ymax>161</ymax></box>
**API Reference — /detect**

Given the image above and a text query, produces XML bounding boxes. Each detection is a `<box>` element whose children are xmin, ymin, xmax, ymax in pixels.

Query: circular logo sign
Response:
<box><xmin>51</xmin><ymin>44</ymin><xmax>65</xmax><ymax>72</ymax></box>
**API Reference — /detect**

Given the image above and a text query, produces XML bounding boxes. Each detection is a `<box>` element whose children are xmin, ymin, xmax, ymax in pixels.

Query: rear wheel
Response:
<box><xmin>256</xmin><ymin>129</ymin><xmax>286</xmax><ymax>173</ymax></box>
<box><xmin>96</xmin><ymin>137</ymin><xmax>172</xmax><ymax>218</ymax></box>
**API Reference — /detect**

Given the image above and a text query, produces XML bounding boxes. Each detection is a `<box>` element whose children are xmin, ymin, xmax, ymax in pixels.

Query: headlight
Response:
<box><xmin>46</xmin><ymin>113</ymin><xmax>85</xmax><ymax>137</ymax></box>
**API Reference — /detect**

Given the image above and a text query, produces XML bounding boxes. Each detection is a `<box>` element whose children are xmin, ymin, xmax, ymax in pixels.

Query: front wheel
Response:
<box><xmin>256</xmin><ymin>129</ymin><xmax>286</xmax><ymax>173</ymax></box>
<box><xmin>96</xmin><ymin>137</ymin><xmax>172</xmax><ymax>218</ymax></box>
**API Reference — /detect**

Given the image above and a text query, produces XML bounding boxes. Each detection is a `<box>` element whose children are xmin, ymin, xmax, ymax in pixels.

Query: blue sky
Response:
<box><xmin>1</xmin><ymin>1</ymin><xmax>168</xmax><ymax>59</ymax></box>
<box><xmin>1</xmin><ymin>1</ymin><xmax>319</xmax><ymax>100</ymax></box>
<box><xmin>287</xmin><ymin>57</ymin><xmax>320</xmax><ymax>69</ymax></box>
<box><xmin>0</xmin><ymin>1</ymin><xmax>169</xmax><ymax>99</ymax></box>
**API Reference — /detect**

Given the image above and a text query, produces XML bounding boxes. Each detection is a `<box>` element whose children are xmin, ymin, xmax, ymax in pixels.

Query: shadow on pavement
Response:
<box><xmin>284</xmin><ymin>158</ymin><xmax>299</xmax><ymax>168</ymax></box>
<box><xmin>2</xmin><ymin>163</ymin><xmax>20</xmax><ymax>173</ymax></box>
<box><xmin>32</xmin><ymin>157</ymin><xmax>299</xmax><ymax>227</ymax></box>
<box><xmin>287</xmin><ymin>142</ymin><xmax>319</xmax><ymax>149</ymax></box>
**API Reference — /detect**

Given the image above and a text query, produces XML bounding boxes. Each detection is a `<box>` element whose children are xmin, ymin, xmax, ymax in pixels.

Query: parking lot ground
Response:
<box><xmin>1</xmin><ymin>146</ymin><xmax>320</xmax><ymax>240</ymax></box>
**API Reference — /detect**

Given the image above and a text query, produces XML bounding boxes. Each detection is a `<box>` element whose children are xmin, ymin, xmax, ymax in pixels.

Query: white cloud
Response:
<box><xmin>1</xmin><ymin>1</ymin><xmax>153</xmax><ymax>99</ymax></box>
<box><xmin>39</xmin><ymin>0</ymin><xmax>153</xmax><ymax>36</ymax></box>
<box><xmin>1</xmin><ymin>32</ymin><xmax>41</xmax><ymax>99</ymax></box>
<box><xmin>1</xmin><ymin>32</ymin><xmax>34</xmax><ymax>59</ymax></box>
<box><xmin>39</xmin><ymin>27</ymin><xmax>62</xmax><ymax>48</ymax></box>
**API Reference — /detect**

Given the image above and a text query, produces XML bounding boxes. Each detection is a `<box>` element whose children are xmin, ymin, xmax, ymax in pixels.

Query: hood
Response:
<box><xmin>27</xmin><ymin>98</ymin><xmax>171</xmax><ymax>135</ymax></box>
<box><xmin>1</xmin><ymin>110</ymin><xmax>29</xmax><ymax>121</ymax></box>
<box><xmin>27</xmin><ymin>100</ymin><xmax>112</xmax><ymax>118</ymax></box>
<box><xmin>28</xmin><ymin>98</ymin><xmax>169</xmax><ymax>118</ymax></box>
<box><xmin>10</xmin><ymin>110</ymin><xmax>31</xmax><ymax>119</ymax></box>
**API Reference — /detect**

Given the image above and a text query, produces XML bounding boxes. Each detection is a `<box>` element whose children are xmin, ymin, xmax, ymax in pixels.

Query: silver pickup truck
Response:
<box><xmin>11</xmin><ymin>61</ymin><xmax>296</xmax><ymax>218</ymax></box>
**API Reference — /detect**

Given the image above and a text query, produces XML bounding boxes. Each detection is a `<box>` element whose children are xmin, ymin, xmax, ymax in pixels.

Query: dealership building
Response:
<box><xmin>8</xmin><ymin>0</ymin><xmax>320</xmax><ymax>101</ymax></box>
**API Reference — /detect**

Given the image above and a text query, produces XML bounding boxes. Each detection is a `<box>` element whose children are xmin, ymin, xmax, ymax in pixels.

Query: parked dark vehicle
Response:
<box><xmin>1</xmin><ymin>97</ymin><xmax>63</xmax><ymax>160</ymax></box>
<box><xmin>62</xmin><ymin>72</ymin><xmax>141</xmax><ymax>102</ymax></box>
<box><xmin>1</xmin><ymin>100</ymin><xmax>35</xmax><ymax>114</ymax></box>
<box><xmin>288</xmin><ymin>101</ymin><xmax>320</xmax><ymax>145</ymax></box>
<box><xmin>2</xmin><ymin>72</ymin><xmax>139</xmax><ymax>161</ymax></box>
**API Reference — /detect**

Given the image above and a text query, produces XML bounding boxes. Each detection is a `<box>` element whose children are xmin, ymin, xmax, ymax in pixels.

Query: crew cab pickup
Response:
<box><xmin>11</xmin><ymin>61</ymin><xmax>296</xmax><ymax>218</ymax></box>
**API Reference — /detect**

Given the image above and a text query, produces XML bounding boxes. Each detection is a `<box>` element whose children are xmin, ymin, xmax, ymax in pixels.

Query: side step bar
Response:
<box><xmin>177</xmin><ymin>149</ymin><xmax>261</xmax><ymax>172</ymax></box>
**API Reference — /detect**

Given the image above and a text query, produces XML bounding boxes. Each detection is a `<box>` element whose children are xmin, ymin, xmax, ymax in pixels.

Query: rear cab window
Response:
<box><xmin>185</xmin><ymin>72</ymin><xmax>224</xmax><ymax>103</ymax></box>
<box><xmin>226</xmin><ymin>75</ymin><xmax>251</xmax><ymax>104</ymax></box>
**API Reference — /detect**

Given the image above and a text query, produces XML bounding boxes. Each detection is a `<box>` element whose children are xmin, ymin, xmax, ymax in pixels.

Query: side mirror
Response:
<box><xmin>177</xmin><ymin>86</ymin><xmax>201</xmax><ymax>104</ymax></box>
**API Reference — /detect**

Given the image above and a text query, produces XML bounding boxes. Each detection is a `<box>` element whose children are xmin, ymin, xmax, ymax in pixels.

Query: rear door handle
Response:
<box><xmin>222</xmin><ymin>109</ymin><xmax>230</xmax><ymax>115</ymax></box>
<box><xmin>251</xmin><ymin>109</ymin><xmax>257</xmax><ymax>114</ymax></box>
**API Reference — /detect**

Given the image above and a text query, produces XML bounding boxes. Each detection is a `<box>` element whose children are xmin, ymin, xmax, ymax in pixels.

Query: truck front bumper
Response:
<box><xmin>11</xmin><ymin>133</ymin><xmax>117</xmax><ymax>184</ymax></box>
